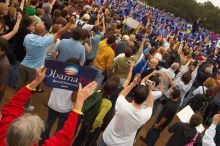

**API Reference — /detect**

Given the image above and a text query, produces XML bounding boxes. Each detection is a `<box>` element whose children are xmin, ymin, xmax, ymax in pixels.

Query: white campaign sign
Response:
<box><xmin>126</xmin><ymin>17</ymin><xmax>140</xmax><ymax>29</ymax></box>
<box><xmin>216</xmin><ymin>40</ymin><xmax>220</xmax><ymax>48</ymax></box>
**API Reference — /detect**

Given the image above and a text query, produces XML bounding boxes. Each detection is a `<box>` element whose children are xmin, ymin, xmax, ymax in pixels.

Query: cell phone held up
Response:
<box><xmin>145</xmin><ymin>80</ymin><xmax>153</xmax><ymax>86</ymax></box>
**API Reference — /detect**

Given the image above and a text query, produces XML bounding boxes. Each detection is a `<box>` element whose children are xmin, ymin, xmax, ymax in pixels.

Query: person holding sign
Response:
<box><xmin>0</xmin><ymin>66</ymin><xmax>97</xmax><ymax>146</ymax></box>
<box><xmin>17</xmin><ymin>16</ymin><xmax>76</xmax><ymax>112</ymax></box>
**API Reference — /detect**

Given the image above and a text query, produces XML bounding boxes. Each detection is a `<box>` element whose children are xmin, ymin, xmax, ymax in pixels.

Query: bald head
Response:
<box><xmin>171</xmin><ymin>63</ymin><xmax>180</xmax><ymax>71</ymax></box>
<box><xmin>149</xmin><ymin>58</ymin><xmax>159</xmax><ymax>68</ymax></box>
<box><xmin>35</xmin><ymin>23</ymin><xmax>46</xmax><ymax>36</ymax></box>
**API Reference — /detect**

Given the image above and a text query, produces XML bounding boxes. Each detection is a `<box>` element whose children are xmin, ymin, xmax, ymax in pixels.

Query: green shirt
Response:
<box><xmin>92</xmin><ymin>98</ymin><xmax>112</xmax><ymax>130</ymax></box>
<box><xmin>24</xmin><ymin>6</ymin><xmax>36</xmax><ymax>16</ymax></box>
<box><xmin>113</xmin><ymin>57</ymin><xmax>130</xmax><ymax>79</ymax></box>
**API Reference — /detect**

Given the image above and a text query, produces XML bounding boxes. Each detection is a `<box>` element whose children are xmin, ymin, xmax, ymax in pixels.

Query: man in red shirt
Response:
<box><xmin>0</xmin><ymin>67</ymin><xmax>97</xmax><ymax>146</ymax></box>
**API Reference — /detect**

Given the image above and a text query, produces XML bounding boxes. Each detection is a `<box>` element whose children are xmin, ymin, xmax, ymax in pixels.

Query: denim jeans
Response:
<box><xmin>97</xmin><ymin>134</ymin><xmax>107</xmax><ymax>146</ymax></box>
<box><xmin>146</xmin><ymin>127</ymin><xmax>163</xmax><ymax>146</ymax></box>
<box><xmin>9</xmin><ymin>62</ymin><xmax>20</xmax><ymax>89</ymax></box>
<box><xmin>40</xmin><ymin>107</ymin><xmax>70</xmax><ymax>144</ymax></box>
<box><xmin>92</xmin><ymin>65</ymin><xmax>105</xmax><ymax>86</ymax></box>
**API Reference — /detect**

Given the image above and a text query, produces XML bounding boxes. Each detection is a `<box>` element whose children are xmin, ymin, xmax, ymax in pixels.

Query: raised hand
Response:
<box><xmin>129</xmin><ymin>61</ymin><xmax>135</xmax><ymax>69</ymax></box>
<box><xmin>133</xmin><ymin>74</ymin><xmax>141</xmax><ymax>85</ymax></box>
<box><xmin>159</xmin><ymin>72</ymin><xmax>164</xmax><ymax>80</ymax></box>
<box><xmin>17</xmin><ymin>12</ymin><xmax>22</xmax><ymax>21</ymax></box>
<box><xmin>76</xmin><ymin>81</ymin><xmax>97</xmax><ymax>103</ymax></box>
<box><xmin>27</xmin><ymin>67</ymin><xmax>47</xmax><ymax>90</ymax></box>
<box><xmin>213</xmin><ymin>114</ymin><xmax>220</xmax><ymax>125</ymax></box>
<box><xmin>142</xmin><ymin>37</ymin><xmax>147</xmax><ymax>43</ymax></box>
<box><xmin>150</xmin><ymin>70</ymin><xmax>158</xmax><ymax>76</ymax></box>
<box><xmin>74</xmin><ymin>81</ymin><xmax>97</xmax><ymax>112</ymax></box>
<box><xmin>35</xmin><ymin>66</ymin><xmax>47</xmax><ymax>84</ymax></box>
<box><xmin>148</xmin><ymin>81</ymin><xmax>156</xmax><ymax>91</ymax></box>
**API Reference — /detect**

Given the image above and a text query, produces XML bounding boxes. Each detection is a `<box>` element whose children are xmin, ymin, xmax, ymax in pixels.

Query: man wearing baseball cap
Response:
<box><xmin>75</xmin><ymin>14</ymin><xmax>95</xmax><ymax>31</ymax></box>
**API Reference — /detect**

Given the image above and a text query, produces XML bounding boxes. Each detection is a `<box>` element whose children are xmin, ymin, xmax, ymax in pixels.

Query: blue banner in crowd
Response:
<box><xmin>44</xmin><ymin>60</ymin><xmax>97</xmax><ymax>91</ymax></box>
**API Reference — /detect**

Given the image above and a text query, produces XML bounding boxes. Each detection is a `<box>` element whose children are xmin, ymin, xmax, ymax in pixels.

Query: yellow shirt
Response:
<box><xmin>93</xmin><ymin>39</ymin><xmax>115</xmax><ymax>71</ymax></box>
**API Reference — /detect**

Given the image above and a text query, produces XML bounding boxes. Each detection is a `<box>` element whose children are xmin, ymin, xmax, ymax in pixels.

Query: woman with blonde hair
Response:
<box><xmin>193</xmin><ymin>77</ymin><xmax>216</xmax><ymax>96</ymax></box>
<box><xmin>0</xmin><ymin>3</ymin><xmax>8</xmax><ymax>18</ymax></box>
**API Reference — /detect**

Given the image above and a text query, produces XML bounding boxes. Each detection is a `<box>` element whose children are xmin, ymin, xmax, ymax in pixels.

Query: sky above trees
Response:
<box><xmin>195</xmin><ymin>0</ymin><xmax>220</xmax><ymax>7</ymax></box>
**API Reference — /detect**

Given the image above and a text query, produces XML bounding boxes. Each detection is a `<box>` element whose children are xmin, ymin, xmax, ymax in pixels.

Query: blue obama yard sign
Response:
<box><xmin>44</xmin><ymin>60</ymin><xmax>97</xmax><ymax>91</ymax></box>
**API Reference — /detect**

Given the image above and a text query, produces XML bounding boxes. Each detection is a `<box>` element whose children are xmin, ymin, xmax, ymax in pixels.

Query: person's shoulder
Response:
<box><xmin>116</xmin><ymin>95</ymin><xmax>127</xmax><ymax>104</ymax></box>
<box><xmin>43</xmin><ymin>34</ymin><xmax>54</xmax><ymax>41</ymax></box>
<box><xmin>95</xmin><ymin>33</ymin><xmax>103</xmax><ymax>39</ymax></box>
<box><xmin>197</xmin><ymin>86</ymin><xmax>203</xmax><ymax>90</ymax></box>
<box><xmin>143</xmin><ymin>107</ymin><xmax>153</xmax><ymax>112</ymax></box>
<box><xmin>24</xmin><ymin>33</ymin><xmax>35</xmax><ymax>40</ymax></box>
<box><xmin>78</xmin><ymin>41</ymin><xmax>85</xmax><ymax>49</ymax></box>
<box><xmin>60</xmin><ymin>38</ymin><xmax>72</xmax><ymax>42</ymax></box>
<box><xmin>119</xmin><ymin>56</ymin><xmax>127</xmax><ymax>61</ymax></box>
<box><xmin>26</xmin><ymin>33</ymin><xmax>34</xmax><ymax>37</ymax></box>
<box><xmin>176</xmin><ymin>122</ymin><xmax>189</xmax><ymax>129</ymax></box>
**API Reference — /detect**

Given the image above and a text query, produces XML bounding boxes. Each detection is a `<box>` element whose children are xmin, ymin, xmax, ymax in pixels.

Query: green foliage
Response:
<box><xmin>145</xmin><ymin>0</ymin><xmax>220</xmax><ymax>33</ymax></box>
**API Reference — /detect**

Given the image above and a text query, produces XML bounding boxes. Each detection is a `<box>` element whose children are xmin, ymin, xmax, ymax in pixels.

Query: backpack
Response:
<box><xmin>77</xmin><ymin>21</ymin><xmax>86</xmax><ymax>28</ymax></box>
<box><xmin>81</xmin><ymin>91</ymin><xmax>102</xmax><ymax>125</ymax></box>
<box><xmin>185</xmin><ymin>132</ymin><xmax>199</xmax><ymax>146</ymax></box>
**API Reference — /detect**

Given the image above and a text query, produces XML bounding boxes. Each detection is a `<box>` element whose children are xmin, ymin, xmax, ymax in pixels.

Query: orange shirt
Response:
<box><xmin>93</xmin><ymin>39</ymin><xmax>115</xmax><ymax>71</ymax></box>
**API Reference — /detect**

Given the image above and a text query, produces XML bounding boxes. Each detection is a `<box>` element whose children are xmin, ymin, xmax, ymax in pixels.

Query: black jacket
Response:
<box><xmin>166</xmin><ymin>122</ymin><xmax>201</xmax><ymax>146</ymax></box>
<box><xmin>188</xmin><ymin>93</ymin><xmax>213</xmax><ymax>120</ymax></box>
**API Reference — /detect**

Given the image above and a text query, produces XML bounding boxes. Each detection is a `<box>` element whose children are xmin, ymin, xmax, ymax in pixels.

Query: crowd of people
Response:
<box><xmin>0</xmin><ymin>0</ymin><xmax>220</xmax><ymax>146</ymax></box>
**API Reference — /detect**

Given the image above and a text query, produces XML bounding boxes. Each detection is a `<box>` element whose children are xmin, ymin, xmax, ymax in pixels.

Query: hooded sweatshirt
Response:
<box><xmin>166</xmin><ymin>122</ymin><xmax>202</xmax><ymax>146</ymax></box>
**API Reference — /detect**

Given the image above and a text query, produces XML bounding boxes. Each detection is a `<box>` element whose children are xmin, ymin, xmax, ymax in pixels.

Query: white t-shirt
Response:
<box><xmin>48</xmin><ymin>88</ymin><xmax>74</xmax><ymax>113</ymax></box>
<box><xmin>114</xmin><ymin>53</ymin><xmax>125</xmax><ymax>61</ymax></box>
<box><xmin>103</xmin><ymin>95</ymin><xmax>152</xmax><ymax>146</ymax></box>
<box><xmin>193</xmin><ymin>86</ymin><xmax>207</xmax><ymax>96</ymax></box>
<box><xmin>75</xmin><ymin>20</ymin><xmax>94</xmax><ymax>31</ymax></box>
<box><xmin>159</xmin><ymin>68</ymin><xmax>176</xmax><ymax>91</ymax></box>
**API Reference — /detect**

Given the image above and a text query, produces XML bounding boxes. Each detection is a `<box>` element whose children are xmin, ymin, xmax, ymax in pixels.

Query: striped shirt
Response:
<box><xmin>55</xmin><ymin>38</ymin><xmax>85</xmax><ymax>63</ymax></box>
